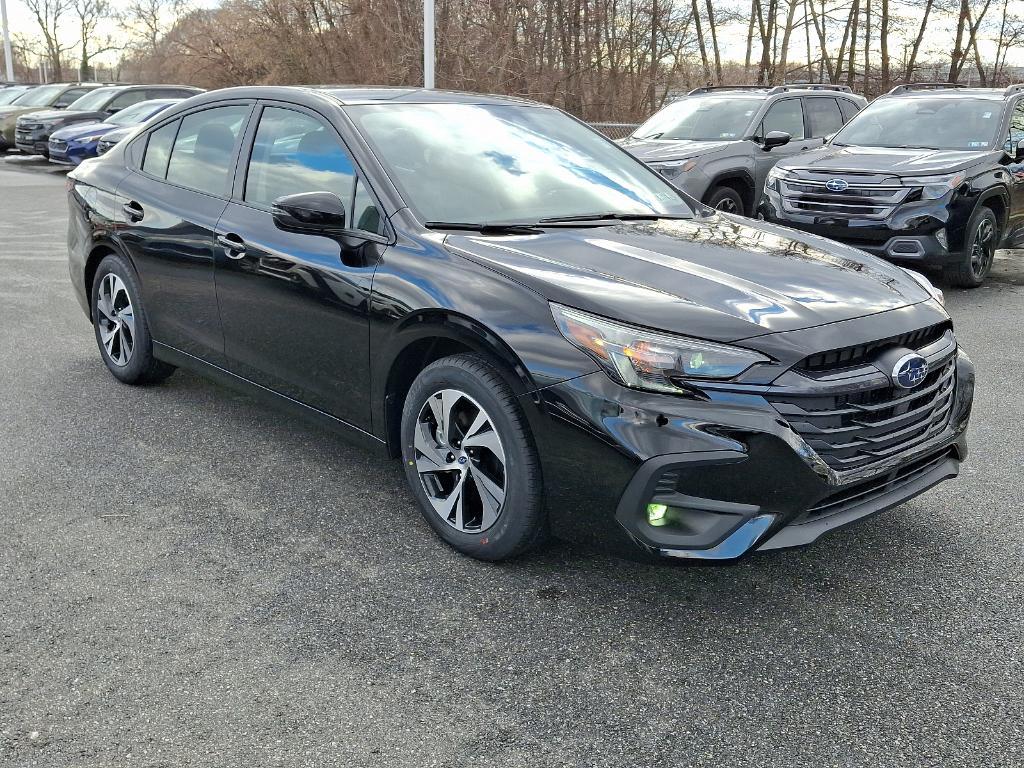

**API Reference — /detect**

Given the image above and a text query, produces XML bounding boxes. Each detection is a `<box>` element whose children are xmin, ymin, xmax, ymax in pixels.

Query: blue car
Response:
<box><xmin>48</xmin><ymin>98</ymin><xmax>184</xmax><ymax>166</ymax></box>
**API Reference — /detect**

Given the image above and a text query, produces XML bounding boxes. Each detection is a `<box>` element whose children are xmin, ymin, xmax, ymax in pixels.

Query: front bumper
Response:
<box><xmin>15</xmin><ymin>128</ymin><xmax>51</xmax><ymax>155</ymax></box>
<box><xmin>526</xmin><ymin>348</ymin><xmax>974</xmax><ymax>562</ymax></box>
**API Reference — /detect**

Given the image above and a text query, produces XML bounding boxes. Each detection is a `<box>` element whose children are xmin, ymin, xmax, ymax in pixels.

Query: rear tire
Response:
<box><xmin>400</xmin><ymin>354</ymin><xmax>546</xmax><ymax>561</ymax></box>
<box><xmin>705</xmin><ymin>185</ymin><xmax>745</xmax><ymax>215</ymax></box>
<box><xmin>944</xmin><ymin>206</ymin><xmax>998</xmax><ymax>288</ymax></box>
<box><xmin>91</xmin><ymin>254</ymin><xmax>176</xmax><ymax>385</ymax></box>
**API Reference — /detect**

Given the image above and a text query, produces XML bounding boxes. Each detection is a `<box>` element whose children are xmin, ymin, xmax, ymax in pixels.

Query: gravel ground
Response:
<box><xmin>1</xmin><ymin>156</ymin><xmax>1022</xmax><ymax>767</ymax></box>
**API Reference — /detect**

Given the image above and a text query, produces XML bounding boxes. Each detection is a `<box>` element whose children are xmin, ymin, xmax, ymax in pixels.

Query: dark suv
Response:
<box><xmin>67</xmin><ymin>86</ymin><xmax>973</xmax><ymax>563</ymax></box>
<box><xmin>16</xmin><ymin>84</ymin><xmax>202</xmax><ymax>157</ymax></box>
<box><xmin>622</xmin><ymin>85</ymin><xmax>865</xmax><ymax>214</ymax></box>
<box><xmin>760</xmin><ymin>83</ymin><xmax>1024</xmax><ymax>286</ymax></box>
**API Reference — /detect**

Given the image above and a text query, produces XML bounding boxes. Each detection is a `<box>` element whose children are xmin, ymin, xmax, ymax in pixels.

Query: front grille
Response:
<box><xmin>799</xmin><ymin>322</ymin><xmax>951</xmax><ymax>372</ymax></box>
<box><xmin>780</xmin><ymin>174</ymin><xmax>914</xmax><ymax>219</ymax></box>
<box><xmin>767</xmin><ymin>355</ymin><xmax>957</xmax><ymax>473</ymax></box>
<box><xmin>804</xmin><ymin>446</ymin><xmax>955</xmax><ymax>521</ymax></box>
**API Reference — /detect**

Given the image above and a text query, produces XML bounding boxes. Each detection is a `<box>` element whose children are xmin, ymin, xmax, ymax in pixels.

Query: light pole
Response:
<box><xmin>0</xmin><ymin>0</ymin><xmax>14</xmax><ymax>82</ymax></box>
<box><xmin>423</xmin><ymin>0</ymin><xmax>434</xmax><ymax>89</ymax></box>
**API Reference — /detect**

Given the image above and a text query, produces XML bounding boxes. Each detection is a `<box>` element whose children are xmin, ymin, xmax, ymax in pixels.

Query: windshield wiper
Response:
<box><xmin>537</xmin><ymin>212</ymin><xmax>688</xmax><ymax>224</ymax></box>
<box><xmin>425</xmin><ymin>221</ymin><xmax>542</xmax><ymax>235</ymax></box>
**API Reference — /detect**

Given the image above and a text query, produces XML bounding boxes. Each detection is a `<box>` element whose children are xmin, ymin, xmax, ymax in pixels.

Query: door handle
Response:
<box><xmin>122</xmin><ymin>200</ymin><xmax>144</xmax><ymax>222</ymax></box>
<box><xmin>217</xmin><ymin>233</ymin><xmax>246</xmax><ymax>259</ymax></box>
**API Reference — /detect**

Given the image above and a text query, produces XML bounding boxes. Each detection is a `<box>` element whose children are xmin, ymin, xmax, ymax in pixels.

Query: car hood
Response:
<box><xmin>783</xmin><ymin>144</ymin><xmax>998</xmax><ymax>176</ymax></box>
<box><xmin>19</xmin><ymin>109</ymin><xmax>106</xmax><ymax>124</ymax></box>
<box><xmin>444</xmin><ymin>214</ymin><xmax>931</xmax><ymax>342</ymax></box>
<box><xmin>619</xmin><ymin>137</ymin><xmax>739</xmax><ymax>163</ymax></box>
<box><xmin>51</xmin><ymin>121</ymin><xmax>117</xmax><ymax>140</ymax></box>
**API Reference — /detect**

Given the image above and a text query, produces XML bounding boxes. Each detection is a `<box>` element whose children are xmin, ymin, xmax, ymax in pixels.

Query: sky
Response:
<box><xmin>4</xmin><ymin>0</ymin><xmax>1024</xmax><ymax>73</ymax></box>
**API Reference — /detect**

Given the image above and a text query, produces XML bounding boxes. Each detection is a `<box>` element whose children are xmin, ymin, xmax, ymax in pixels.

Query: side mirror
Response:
<box><xmin>762</xmin><ymin>131</ymin><xmax>791</xmax><ymax>151</ymax></box>
<box><xmin>272</xmin><ymin>191</ymin><xmax>347</xmax><ymax>234</ymax></box>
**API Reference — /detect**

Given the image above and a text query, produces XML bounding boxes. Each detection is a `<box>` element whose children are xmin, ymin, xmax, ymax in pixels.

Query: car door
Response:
<box><xmin>803</xmin><ymin>96</ymin><xmax>845</xmax><ymax>144</ymax></box>
<box><xmin>213</xmin><ymin>102</ymin><xmax>387</xmax><ymax>431</ymax></box>
<box><xmin>752</xmin><ymin>98</ymin><xmax>811</xmax><ymax>194</ymax></box>
<box><xmin>1002</xmin><ymin>98</ymin><xmax>1024</xmax><ymax>244</ymax></box>
<box><xmin>115</xmin><ymin>101</ymin><xmax>254</xmax><ymax>364</ymax></box>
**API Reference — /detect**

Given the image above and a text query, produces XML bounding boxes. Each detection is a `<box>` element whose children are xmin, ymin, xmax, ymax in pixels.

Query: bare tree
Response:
<box><xmin>75</xmin><ymin>0</ymin><xmax>120</xmax><ymax>80</ymax></box>
<box><xmin>24</xmin><ymin>0</ymin><xmax>74</xmax><ymax>80</ymax></box>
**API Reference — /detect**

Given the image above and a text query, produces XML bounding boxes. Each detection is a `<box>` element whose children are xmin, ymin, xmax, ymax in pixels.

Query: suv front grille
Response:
<box><xmin>798</xmin><ymin>322</ymin><xmax>952</xmax><ymax>372</ymax></box>
<box><xmin>780</xmin><ymin>174</ymin><xmax>913</xmax><ymax>219</ymax></box>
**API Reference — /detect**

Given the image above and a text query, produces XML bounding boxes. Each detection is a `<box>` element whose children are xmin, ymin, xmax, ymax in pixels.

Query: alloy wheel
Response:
<box><xmin>971</xmin><ymin>217</ymin><xmax>996</xmax><ymax>278</ymax></box>
<box><xmin>414</xmin><ymin>388</ymin><xmax>507</xmax><ymax>533</ymax></box>
<box><xmin>715</xmin><ymin>197</ymin><xmax>739</xmax><ymax>213</ymax></box>
<box><xmin>96</xmin><ymin>273</ymin><xmax>136</xmax><ymax>367</ymax></box>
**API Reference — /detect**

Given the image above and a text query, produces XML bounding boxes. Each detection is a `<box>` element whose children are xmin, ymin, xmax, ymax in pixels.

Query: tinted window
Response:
<box><xmin>838</xmin><ymin>98</ymin><xmax>860</xmax><ymax>121</ymax></box>
<box><xmin>761</xmin><ymin>99</ymin><xmax>804</xmax><ymax>140</ymax></box>
<box><xmin>244</xmin><ymin>107</ymin><xmax>355</xmax><ymax>208</ymax></box>
<box><xmin>804</xmin><ymin>97</ymin><xmax>844</xmax><ymax>138</ymax></box>
<box><xmin>352</xmin><ymin>177</ymin><xmax>382</xmax><ymax>234</ymax></box>
<box><xmin>109</xmin><ymin>89</ymin><xmax>148</xmax><ymax>111</ymax></box>
<box><xmin>142</xmin><ymin>120</ymin><xmax>178</xmax><ymax>178</ymax></box>
<box><xmin>1007</xmin><ymin>101</ymin><xmax>1024</xmax><ymax>150</ymax></box>
<box><xmin>166</xmin><ymin>105</ymin><xmax>250</xmax><ymax>195</ymax></box>
<box><xmin>55</xmin><ymin>88</ymin><xmax>91</xmax><ymax>108</ymax></box>
<box><xmin>349</xmin><ymin>103</ymin><xmax>691</xmax><ymax>224</ymax></box>
<box><xmin>66</xmin><ymin>87</ymin><xmax>120</xmax><ymax>112</ymax></box>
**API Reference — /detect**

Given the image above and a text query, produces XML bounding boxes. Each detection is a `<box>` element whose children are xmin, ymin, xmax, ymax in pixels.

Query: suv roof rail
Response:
<box><xmin>1003</xmin><ymin>84</ymin><xmax>1024</xmax><ymax>96</ymax></box>
<box><xmin>887</xmin><ymin>82</ymin><xmax>968</xmax><ymax>95</ymax></box>
<box><xmin>686</xmin><ymin>85</ymin><xmax>768</xmax><ymax>96</ymax></box>
<box><xmin>767</xmin><ymin>83</ymin><xmax>853</xmax><ymax>94</ymax></box>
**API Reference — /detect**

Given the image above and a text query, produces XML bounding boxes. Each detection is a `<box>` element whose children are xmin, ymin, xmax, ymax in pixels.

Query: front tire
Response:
<box><xmin>91</xmin><ymin>254</ymin><xmax>175</xmax><ymax>385</ymax></box>
<box><xmin>705</xmin><ymin>185</ymin><xmax>745</xmax><ymax>215</ymax></box>
<box><xmin>401</xmin><ymin>354</ymin><xmax>546</xmax><ymax>561</ymax></box>
<box><xmin>945</xmin><ymin>206</ymin><xmax>998</xmax><ymax>288</ymax></box>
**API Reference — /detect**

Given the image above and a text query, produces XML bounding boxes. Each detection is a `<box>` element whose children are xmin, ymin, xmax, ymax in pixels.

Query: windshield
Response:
<box><xmin>348</xmin><ymin>103</ymin><xmax>692</xmax><ymax>225</ymax></box>
<box><xmin>0</xmin><ymin>87</ymin><xmax>32</xmax><ymax>106</ymax></box>
<box><xmin>67</xmin><ymin>87</ymin><xmax>119</xmax><ymax>112</ymax></box>
<box><xmin>108</xmin><ymin>99</ymin><xmax>173</xmax><ymax>126</ymax></box>
<box><xmin>632</xmin><ymin>97</ymin><xmax>761</xmax><ymax>141</ymax></box>
<box><xmin>833</xmin><ymin>98</ymin><xmax>1000</xmax><ymax>150</ymax></box>
<box><xmin>11</xmin><ymin>84</ymin><xmax>66</xmax><ymax>107</ymax></box>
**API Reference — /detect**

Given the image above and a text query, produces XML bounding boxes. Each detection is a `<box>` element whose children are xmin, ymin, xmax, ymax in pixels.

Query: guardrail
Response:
<box><xmin>589</xmin><ymin>122</ymin><xmax>639</xmax><ymax>140</ymax></box>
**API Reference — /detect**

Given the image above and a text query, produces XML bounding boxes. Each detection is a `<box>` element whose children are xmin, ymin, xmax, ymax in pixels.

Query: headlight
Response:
<box><xmin>901</xmin><ymin>173</ymin><xmax>965</xmax><ymax>200</ymax></box>
<box><xmin>766</xmin><ymin>165</ymin><xmax>794</xmax><ymax>188</ymax></box>
<box><xmin>551</xmin><ymin>303</ymin><xmax>770</xmax><ymax>393</ymax></box>
<box><xmin>650</xmin><ymin>158</ymin><xmax>697</xmax><ymax>180</ymax></box>
<box><xmin>902</xmin><ymin>267</ymin><xmax>944</xmax><ymax>306</ymax></box>
<box><xmin>77</xmin><ymin>134</ymin><xmax>106</xmax><ymax>143</ymax></box>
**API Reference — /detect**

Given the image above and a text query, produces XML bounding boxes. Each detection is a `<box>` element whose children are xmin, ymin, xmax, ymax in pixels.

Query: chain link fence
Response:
<box><xmin>589</xmin><ymin>122</ymin><xmax>639</xmax><ymax>140</ymax></box>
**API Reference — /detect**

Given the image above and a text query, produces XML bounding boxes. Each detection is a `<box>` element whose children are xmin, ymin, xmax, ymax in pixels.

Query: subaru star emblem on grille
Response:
<box><xmin>825</xmin><ymin>178</ymin><xmax>849</xmax><ymax>192</ymax></box>
<box><xmin>892</xmin><ymin>354</ymin><xmax>929</xmax><ymax>390</ymax></box>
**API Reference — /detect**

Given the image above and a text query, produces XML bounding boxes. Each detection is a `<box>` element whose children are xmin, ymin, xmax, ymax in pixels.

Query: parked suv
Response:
<box><xmin>759</xmin><ymin>83</ymin><xmax>1024</xmax><ymax>287</ymax></box>
<box><xmin>15</xmin><ymin>84</ymin><xmax>202</xmax><ymax>157</ymax></box>
<box><xmin>0</xmin><ymin>82</ymin><xmax>106</xmax><ymax>153</ymax></box>
<box><xmin>621</xmin><ymin>85</ymin><xmax>866</xmax><ymax>214</ymax></box>
<box><xmin>67</xmin><ymin>86</ymin><xmax>972</xmax><ymax>563</ymax></box>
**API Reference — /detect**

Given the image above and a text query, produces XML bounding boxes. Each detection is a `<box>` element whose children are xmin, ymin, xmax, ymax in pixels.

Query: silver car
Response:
<box><xmin>621</xmin><ymin>85</ymin><xmax>866</xmax><ymax>215</ymax></box>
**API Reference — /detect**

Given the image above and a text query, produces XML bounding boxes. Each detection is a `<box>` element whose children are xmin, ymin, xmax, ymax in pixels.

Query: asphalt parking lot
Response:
<box><xmin>1</xmin><ymin>155</ymin><xmax>1023</xmax><ymax>768</ymax></box>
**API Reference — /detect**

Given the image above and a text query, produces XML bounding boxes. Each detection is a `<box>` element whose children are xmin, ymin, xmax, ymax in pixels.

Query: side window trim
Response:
<box><xmin>133</xmin><ymin>100</ymin><xmax>255</xmax><ymax>197</ymax></box>
<box><xmin>760</xmin><ymin>97</ymin><xmax>805</xmax><ymax>141</ymax></box>
<box><xmin>232</xmin><ymin>99</ymin><xmax>393</xmax><ymax>244</ymax></box>
<box><xmin>141</xmin><ymin>118</ymin><xmax>182</xmax><ymax>179</ymax></box>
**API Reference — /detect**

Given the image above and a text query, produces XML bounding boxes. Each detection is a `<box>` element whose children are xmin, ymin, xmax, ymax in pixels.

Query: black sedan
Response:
<box><xmin>66</xmin><ymin>86</ymin><xmax>974</xmax><ymax>562</ymax></box>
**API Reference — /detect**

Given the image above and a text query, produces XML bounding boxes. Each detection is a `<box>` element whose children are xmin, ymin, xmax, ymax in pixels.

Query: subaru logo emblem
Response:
<box><xmin>458</xmin><ymin>456</ymin><xmax>468</xmax><ymax>465</ymax></box>
<box><xmin>892</xmin><ymin>354</ymin><xmax>929</xmax><ymax>390</ymax></box>
<box><xmin>825</xmin><ymin>178</ymin><xmax>849</xmax><ymax>192</ymax></box>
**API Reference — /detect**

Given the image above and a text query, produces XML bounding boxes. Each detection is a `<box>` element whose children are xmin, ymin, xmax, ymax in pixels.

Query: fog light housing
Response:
<box><xmin>935</xmin><ymin>228</ymin><xmax>948</xmax><ymax>249</ymax></box>
<box><xmin>646</xmin><ymin>503</ymin><xmax>670</xmax><ymax>526</ymax></box>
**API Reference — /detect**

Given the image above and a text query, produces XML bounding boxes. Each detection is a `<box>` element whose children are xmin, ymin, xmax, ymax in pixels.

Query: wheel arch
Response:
<box><xmin>83</xmin><ymin>238</ymin><xmax>139</xmax><ymax>321</ymax></box>
<box><xmin>704</xmin><ymin>171</ymin><xmax>757</xmax><ymax>215</ymax></box>
<box><xmin>378</xmin><ymin>310</ymin><xmax>538</xmax><ymax>458</ymax></box>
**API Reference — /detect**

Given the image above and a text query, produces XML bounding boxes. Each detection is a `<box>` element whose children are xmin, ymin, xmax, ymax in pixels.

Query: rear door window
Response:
<box><xmin>108</xmin><ymin>90</ymin><xmax>148</xmax><ymax>112</ymax></box>
<box><xmin>141</xmin><ymin>120</ymin><xmax>179</xmax><ymax>178</ymax></box>
<box><xmin>838</xmin><ymin>98</ymin><xmax>861</xmax><ymax>122</ymax></box>
<box><xmin>165</xmin><ymin>105</ymin><xmax>251</xmax><ymax>196</ymax></box>
<box><xmin>804</xmin><ymin>97</ymin><xmax>844</xmax><ymax>138</ymax></box>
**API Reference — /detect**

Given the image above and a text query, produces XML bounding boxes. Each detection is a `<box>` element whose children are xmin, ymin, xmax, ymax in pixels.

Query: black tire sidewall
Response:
<box><xmin>707</xmin><ymin>186</ymin><xmax>745</xmax><ymax>215</ymax></box>
<box><xmin>949</xmin><ymin>207</ymin><xmax>998</xmax><ymax>288</ymax></box>
<box><xmin>91</xmin><ymin>254</ymin><xmax>158</xmax><ymax>384</ymax></box>
<box><xmin>400</xmin><ymin>356</ymin><xmax>543</xmax><ymax>561</ymax></box>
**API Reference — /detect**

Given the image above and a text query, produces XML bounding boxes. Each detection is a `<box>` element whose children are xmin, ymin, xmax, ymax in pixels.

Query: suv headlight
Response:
<box><xmin>766</xmin><ymin>165</ymin><xmax>794</xmax><ymax>188</ymax></box>
<box><xmin>650</xmin><ymin>158</ymin><xmax>697</xmax><ymax>180</ymax></box>
<box><xmin>902</xmin><ymin>268</ymin><xmax>944</xmax><ymax>306</ymax></box>
<box><xmin>551</xmin><ymin>303</ymin><xmax>770</xmax><ymax>393</ymax></box>
<box><xmin>901</xmin><ymin>173</ymin><xmax>965</xmax><ymax>200</ymax></box>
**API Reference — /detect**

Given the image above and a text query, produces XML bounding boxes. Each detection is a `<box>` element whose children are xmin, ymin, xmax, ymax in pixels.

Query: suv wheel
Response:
<box><xmin>91</xmin><ymin>254</ymin><xmax>176</xmax><ymax>384</ymax></box>
<box><xmin>401</xmin><ymin>354</ymin><xmax>546</xmax><ymax>561</ymax></box>
<box><xmin>945</xmin><ymin>206</ymin><xmax>998</xmax><ymax>288</ymax></box>
<box><xmin>706</xmin><ymin>186</ymin><xmax>745</xmax><ymax>215</ymax></box>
